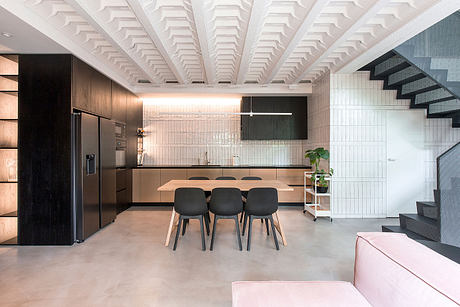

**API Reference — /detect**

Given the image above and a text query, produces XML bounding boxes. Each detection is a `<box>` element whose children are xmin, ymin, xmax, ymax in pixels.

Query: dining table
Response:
<box><xmin>158</xmin><ymin>180</ymin><xmax>293</xmax><ymax>247</ymax></box>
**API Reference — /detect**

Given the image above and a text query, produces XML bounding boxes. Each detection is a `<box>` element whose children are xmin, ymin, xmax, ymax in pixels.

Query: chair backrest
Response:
<box><xmin>216</xmin><ymin>176</ymin><xmax>236</xmax><ymax>180</ymax></box>
<box><xmin>188</xmin><ymin>176</ymin><xmax>209</xmax><ymax>180</ymax></box>
<box><xmin>246</xmin><ymin>188</ymin><xmax>278</xmax><ymax>215</ymax></box>
<box><xmin>174</xmin><ymin>188</ymin><xmax>208</xmax><ymax>215</ymax></box>
<box><xmin>242</xmin><ymin>176</ymin><xmax>262</xmax><ymax>180</ymax></box>
<box><xmin>210</xmin><ymin>188</ymin><xmax>243</xmax><ymax>215</ymax></box>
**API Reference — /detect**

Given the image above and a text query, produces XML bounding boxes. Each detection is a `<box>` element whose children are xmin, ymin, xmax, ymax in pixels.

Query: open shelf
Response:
<box><xmin>0</xmin><ymin>55</ymin><xmax>18</xmax><ymax>245</ymax></box>
<box><xmin>0</xmin><ymin>211</ymin><xmax>17</xmax><ymax>217</ymax></box>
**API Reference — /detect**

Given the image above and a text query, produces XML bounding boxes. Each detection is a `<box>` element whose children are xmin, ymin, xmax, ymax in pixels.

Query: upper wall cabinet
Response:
<box><xmin>111</xmin><ymin>82</ymin><xmax>127</xmax><ymax>123</ymax></box>
<box><xmin>72</xmin><ymin>57</ymin><xmax>111</xmax><ymax>119</ymax></box>
<box><xmin>241</xmin><ymin>96</ymin><xmax>307</xmax><ymax>140</ymax></box>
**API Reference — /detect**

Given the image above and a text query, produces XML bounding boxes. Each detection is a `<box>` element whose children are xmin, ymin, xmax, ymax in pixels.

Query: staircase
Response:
<box><xmin>360</xmin><ymin>10</ymin><xmax>460</xmax><ymax>128</ymax></box>
<box><xmin>360</xmin><ymin>11</ymin><xmax>460</xmax><ymax>248</ymax></box>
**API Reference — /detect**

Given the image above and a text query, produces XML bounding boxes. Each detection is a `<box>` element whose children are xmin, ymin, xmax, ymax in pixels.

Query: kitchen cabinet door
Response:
<box><xmin>132</xmin><ymin>169</ymin><xmax>161</xmax><ymax>202</ymax></box>
<box><xmin>72</xmin><ymin>57</ymin><xmax>91</xmax><ymax>112</ymax></box>
<box><xmin>160</xmin><ymin>169</ymin><xmax>187</xmax><ymax>202</ymax></box>
<box><xmin>111</xmin><ymin>82</ymin><xmax>127</xmax><ymax>123</ymax></box>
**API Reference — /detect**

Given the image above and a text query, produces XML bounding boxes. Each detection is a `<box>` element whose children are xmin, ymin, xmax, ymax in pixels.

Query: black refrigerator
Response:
<box><xmin>72</xmin><ymin>112</ymin><xmax>116</xmax><ymax>242</ymax></box>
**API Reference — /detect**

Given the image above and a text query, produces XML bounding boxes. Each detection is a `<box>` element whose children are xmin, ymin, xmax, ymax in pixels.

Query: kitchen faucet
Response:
<box><xmin>204</xmin><ymin>151</ymin><xmax>209</xmax><ymax>165</ymax></box>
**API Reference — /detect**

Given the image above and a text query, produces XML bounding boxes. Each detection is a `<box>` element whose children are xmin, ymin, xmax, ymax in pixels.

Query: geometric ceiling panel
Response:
<box><xmin>2</xmin><ymin>0</ymin><xmax>459</xmax><ymax>91</ymax></box>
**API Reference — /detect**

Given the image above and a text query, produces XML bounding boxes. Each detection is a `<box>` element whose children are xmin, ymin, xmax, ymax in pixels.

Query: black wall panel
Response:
<box><xmin>18</xmin><ymin>55</ymin><xmax>73</xmax><ymax>245</ymax></box>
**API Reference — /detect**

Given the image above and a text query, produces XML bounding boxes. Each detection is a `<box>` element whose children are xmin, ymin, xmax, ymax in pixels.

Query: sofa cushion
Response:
<box><xmin>355</xmin><ymin>232</ymin><xmax>460</xmax><ymax>307</ymax></box>
<box><xmin>232</xmin><ymin>281</ymin><xmax>371</xmax><ymax>307</ymax></box>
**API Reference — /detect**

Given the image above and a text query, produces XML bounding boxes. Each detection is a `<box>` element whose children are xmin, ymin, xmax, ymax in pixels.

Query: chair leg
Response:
<box><xmin>182</xmin><ymin>219</ymin><xmax>188</xmax><ymax>236</ymax></box>
<box><xmin>204</xmin><ymin>213</ymin><xmax>210</xmax><ymax>236</ymax></box>
<box><xmin>234</xmin><ymin>215</ymin><xmax>242</xmax><ymax>251</ymax></box>
<box><xmin>265</xmin><ymin>218</ymin><xmax>269</xmax><ymax>236</ymax></box>
<box><xmin>210</xmin><ymin>215</ymin><xmax>218</xmax><ymax>251</ymax></box>
<box><xmin>242</xmin><ymin>212</ymin><xmax>248</xmax><ymax>236</ymax></box>
<box><xmin>199</xmin><ymin>215</ymin><xmax>206</xmax><ymax>251</ymax></box>
<box><xmin>247</xmin><ymin>215</ymin><xmax>253</xmax><ymax>251</ymax></box>
<box><xmin>240</xmin><ymin>211</ymin><xmax>243</xmax><ymax>223</ymax></box>
<box><xmin>173</xmin><ymin>216</ymin><xmax>183</xmax><ymax>251</ymax></box>
<box><xmin>269</xmin><ymin>216</ymin><xmax>279</xmax><ymax>250</ymax></box>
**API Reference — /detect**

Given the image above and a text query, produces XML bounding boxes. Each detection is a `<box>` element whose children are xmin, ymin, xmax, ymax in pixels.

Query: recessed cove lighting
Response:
<box><xmin>1</xmin><ymin>32</ymin><xmax>13</xmax><ymax>38</ymax></box>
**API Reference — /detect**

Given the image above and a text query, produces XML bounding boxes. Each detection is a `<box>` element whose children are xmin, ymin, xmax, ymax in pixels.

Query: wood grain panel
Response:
<box><xmin>0</xmin><ymin>76</ymin><xmax>18</xmax><ymax>91</ymax></box>
<box><xmin>132</xmin><ymin>169</ymin><xmax>161</xmax><ymax>202</ymax></box>
<box><xmin>0</xmin><ymin>183</ymin><xmax>16</xmax><ymax>215</ymax></box>
<box><xmin>279</xmin><ymin>186</ymin><xmax>310</xmax><ymax>203</ymax></box>
<box><xmin>249</xmin><ymin>169</ymin><xmax>276</xmax><ymax>180</ymax></box>
<box><xmin>19</xmin><ymin>54</ymin><xmax>73</xmax><ymax>245</ymax></box>
<box><xmin>0</xmin><ymin>92</ymin><xmax>18</xmax><ymax>119</ymax></box>
<box><xmin>222</xmin><ymin>168</ymin><xmax>250</xmax><ymax>179</ymax></box>
<box><xmin>0</xmin><ymin>217</ymin><xmax>17</xmax><ymax>243</ymax></box>
<box><xmin>111</xmin><ymin>82</ymin><xmax>127</xmax><ymax>123</ymax></box>
<box><xmin>0</xmin><ymin>55</ymin><xmax>18</xmax><ymax>75</ymax></box>
<box><xmin>160</xmin><ymin>168</ymin><xmax>187</xmax><ymax>202</ymax></box>
<box><xmin>72</xmin><ymin>57</ymin><xmax>91</xmax><ymax>112</ymax></box>
<box><xmin>186</xmin><ymin>168</ymin><xmax>222</xmax><ymax>179</ymax></box>
<box><xmin>0</xmin><ymin>120</ymin><xmax>17</xmax><ymax>147</ymax></box>
<box><xmin>276</xmin><ymin>168</ymin><xmax>309</xmax><ymax>185</ymax></box>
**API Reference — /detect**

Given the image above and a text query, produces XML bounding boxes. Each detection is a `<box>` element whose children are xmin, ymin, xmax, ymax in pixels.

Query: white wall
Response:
<box><xmin>329</xmin><ymin>71</ymin><xmax>460</xmax><ymax>217</ymax></box>
<box><xmin>143</xmin><ymin>97</ymin><xmax>309</xmax><ymax>166</ymax></box>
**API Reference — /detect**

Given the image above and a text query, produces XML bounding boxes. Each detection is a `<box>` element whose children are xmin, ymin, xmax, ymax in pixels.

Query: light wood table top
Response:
<box><xmin>157</xmin><ymin>180</ymin><xmax>294</xmax><ymax>192</ymax></box>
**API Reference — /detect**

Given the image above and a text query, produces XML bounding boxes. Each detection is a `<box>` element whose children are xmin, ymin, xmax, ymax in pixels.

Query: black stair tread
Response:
<box><xmin>382</xmin><ymin>225</ymin><xmax>432</xmax><ymax>241</ymax></box>
<box><xmin>400</xmin><ymin>213</ymin><xmax>438</xmax><ymax>226</ymax></box>
<box><xmin>416</xmin><ymin>201</ymin><xmax>437</xmax><ymax>207</ymax></box>
<box><xmin>416</xmin><ymin>240</ymin><xmax>460</xmax><ymax>265</ymax></box>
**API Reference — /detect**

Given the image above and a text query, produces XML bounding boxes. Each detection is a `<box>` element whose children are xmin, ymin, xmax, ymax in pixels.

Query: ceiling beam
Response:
<box><xmin>134</xmin><ymin>83</ymin><xmax>312</xmax><ymax>95</ymax></box>
<box><xmin>190</xmin><ymin>0</ymin><xmax>216</xmax><ymax>84</ymax></box>
<box><xmin>293</xmin><ymin>0</ymin><xmax>391</xmax><ymax>83</ymax></box>
<box><xmin>126</xmin><ymin>0</ymin><xmax>187</xmax><ymax>84</ymax></box>
<box><xmin>336</xmin><ymin>0</ymin><xmax>460</xmax><ymax>74</ymax></box>
<box><xmin>235</xmin><ymin>0</ymin><xmax>270</xmax><ymax>84</ymax></box>
<box><xmin>262</xmin><ymin>0</ymin><xmax>329</xmax><ymax>84</ymax></box>
<box><xmin>66</xmin><ymin>0</ymin><xmax>162</xmax><ymax>84</ymax></box>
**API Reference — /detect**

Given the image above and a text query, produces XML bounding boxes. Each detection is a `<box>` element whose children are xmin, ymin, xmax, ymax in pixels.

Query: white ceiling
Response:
<box><xmin>1</xmin><ymin>0</ymin><xmax>459</xmax><ymax>94</ymax></box>
<box><xmin>0</xmin><ymin>6</ymin><xmax>68</xmax><ymax>53</ymax></box>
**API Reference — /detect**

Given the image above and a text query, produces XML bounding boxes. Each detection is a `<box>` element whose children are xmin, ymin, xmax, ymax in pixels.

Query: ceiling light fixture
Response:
<box><xmin>1</xmin><ymin>32</ymin><xmax>13</xmax><ymax>38</ymax></box>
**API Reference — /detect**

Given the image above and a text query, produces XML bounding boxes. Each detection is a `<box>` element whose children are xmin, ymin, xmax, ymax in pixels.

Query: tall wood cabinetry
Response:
<box><xmin>6</xmin><ymin>54</ymin><xmax>141</xmax><ymax>245</ymax></box>
<box><xmin>0</xmin><ymin>55</ymin><xmax>18</xmax><ymax>244</ymax></box>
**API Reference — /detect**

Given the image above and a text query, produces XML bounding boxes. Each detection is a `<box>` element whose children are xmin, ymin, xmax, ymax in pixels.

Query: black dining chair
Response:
<box><xmin>209</xmin><ymin>188</ymin><xmax>243</xmax><ymax>251</ymax></box>
<box><xmin>240</xmin><ymin>176</ymin><xmax>262</xmax><ymax>223</ymax></box>
<box><xmin>173</xmin><ymin>188</ymin><xmax>209</xmax><ymax>251</ymax></box>
<box><xmin>187</xmin><ymin>176</ymin><xmax>211</xmax><ymax>232</ymax></box>
<box><xmin>216</xmin><ymin>176</ymin><xmax>237</xmax><ymax>180</ymax></box>
<box><xmin>243</xmin><ymin>188</ymin><xmax>279</xmax><ymax>251</ymax></box>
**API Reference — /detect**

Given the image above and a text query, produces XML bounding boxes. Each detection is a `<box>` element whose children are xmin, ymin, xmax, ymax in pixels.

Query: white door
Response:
<box><xmin>386</xmin><ymin>110</ymin><xmax>425</xmax><ymax>217</ymax></box>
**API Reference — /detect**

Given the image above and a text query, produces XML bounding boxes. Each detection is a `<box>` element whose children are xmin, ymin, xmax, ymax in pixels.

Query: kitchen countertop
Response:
<box><xmin>134</xmin><ymin>165</ymin><xmax>311</xmax><ymax>169</ymax></box>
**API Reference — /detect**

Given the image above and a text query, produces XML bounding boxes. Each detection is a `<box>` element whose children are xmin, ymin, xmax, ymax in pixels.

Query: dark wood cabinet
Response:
<box><xmin>17</xmin><ymin>54</ymin><xmax>142</xmax><ymax>245</ymax></box>
<box><xmin>111</xmin><ymin>82</ymin><xmax>127</xmax><ymax>123</ymax></box>
<box><xmin>72</xmin><ymin>58</ymin><xmax>112</xmax><ymax>118</ymax></box>
<box><xmin>241</xmin><ymin>96</ymin><xmax>307</xmax><ymax>140</ymax></box>
<box><xmin>72</xmin><ymin>57</ymin><xmax>91</xmax><ymax>112</ymax></box>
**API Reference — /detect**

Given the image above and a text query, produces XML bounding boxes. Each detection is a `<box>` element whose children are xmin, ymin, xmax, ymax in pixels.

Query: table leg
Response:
<box><xmin>273</xmin><ymin>211</ymin><xmax>287</xmax><ymax>246</ymax></box>
<box><xmin>165</xmin><ymin>208</ymin><xmax>178</xmax><ymax>247</ymax></box>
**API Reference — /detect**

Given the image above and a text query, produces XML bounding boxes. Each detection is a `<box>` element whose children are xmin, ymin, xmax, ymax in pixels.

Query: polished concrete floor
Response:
<box><xmin>0</xmin><ymin>207</ymin><xmax>397</xmax><ymax>306</ymax></box>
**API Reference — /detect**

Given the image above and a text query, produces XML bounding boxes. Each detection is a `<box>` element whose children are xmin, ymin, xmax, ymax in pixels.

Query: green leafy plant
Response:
<box><xmin>305</xmin><ymin>147</ymin><xmax>333</xmax><ymax>188</ymax></box>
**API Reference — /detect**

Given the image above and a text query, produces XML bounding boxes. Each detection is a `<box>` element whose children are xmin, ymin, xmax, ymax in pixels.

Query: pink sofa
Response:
<box><xmin>232</xmin><ymin>232</ymin><xmax>460</xmax><ymax>307</ymax></box>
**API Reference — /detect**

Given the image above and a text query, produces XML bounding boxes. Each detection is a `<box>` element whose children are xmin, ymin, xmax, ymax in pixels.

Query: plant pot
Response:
<box><xmin>315</xmin><ymin>186</ymin><xmax>328</xmax><ymax>193</ymax></box>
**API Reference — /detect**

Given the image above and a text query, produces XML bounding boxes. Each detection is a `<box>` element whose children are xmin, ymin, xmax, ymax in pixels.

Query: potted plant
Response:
<box><xmin>305</xmin><ymin>147</ymin><xmax>333</xmax><ymax>193</ymax></box>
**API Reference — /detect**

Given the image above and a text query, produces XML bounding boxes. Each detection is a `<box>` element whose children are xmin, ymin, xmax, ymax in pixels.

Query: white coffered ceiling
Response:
<box><xmin>1</xmin><ymin>0</ymin><xmax>459</xmax><ymax>94</ymax></box>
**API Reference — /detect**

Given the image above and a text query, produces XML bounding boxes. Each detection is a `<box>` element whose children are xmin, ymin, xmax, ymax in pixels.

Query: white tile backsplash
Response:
<box><xmin>143</xmin><ymin>99</ymin><xmax>308</xmax><ymax>166</ymax></box>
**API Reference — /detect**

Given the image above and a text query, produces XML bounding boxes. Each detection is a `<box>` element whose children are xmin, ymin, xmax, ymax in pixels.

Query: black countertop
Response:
<box><xmin>134</xmin><ymin>165</ymin><xmax>311</xmax><ymax>169</ymax></box>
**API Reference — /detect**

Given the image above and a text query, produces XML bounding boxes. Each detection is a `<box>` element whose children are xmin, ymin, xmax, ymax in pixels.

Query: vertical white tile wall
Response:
<box><xmin>329</xmin><ymin>71</ymin><xmax>460</xmax><ymax>218</ymax></box>
<box><xmin>143</xmin><ymin>100</ymin><xmax>309</xmax><ymax>166</ymax></box>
